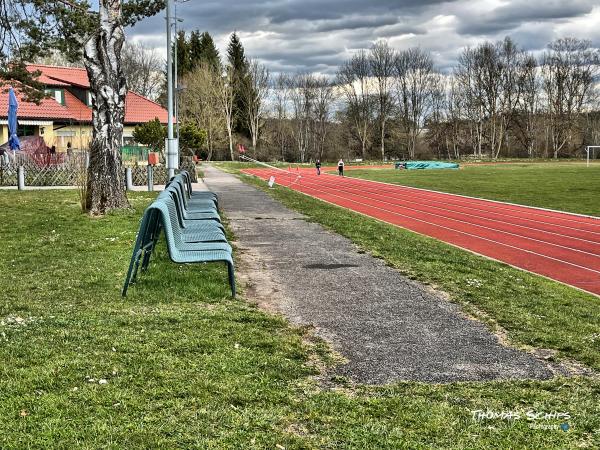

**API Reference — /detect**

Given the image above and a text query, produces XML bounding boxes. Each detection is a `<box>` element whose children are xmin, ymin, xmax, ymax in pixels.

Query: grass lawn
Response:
<box><xmin>341</xmin><ymin>162</ymin><xmax>600</xmax><ymax>216</ymax></box>
<box><xmin>1</xmin><ymin>189</ymin><xmax>599</xmax><ymax>448</ymax></box>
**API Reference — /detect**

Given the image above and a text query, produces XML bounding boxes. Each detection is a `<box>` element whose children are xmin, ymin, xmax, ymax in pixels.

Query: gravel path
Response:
<box><xmin>204</xmin><ymin>165</ymin><xmax>553</xmax><ymax>384</ymax></box>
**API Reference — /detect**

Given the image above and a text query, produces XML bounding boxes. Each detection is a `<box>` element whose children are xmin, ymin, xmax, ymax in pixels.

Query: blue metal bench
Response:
<box><xmin>123</xmin><ymin>187</ymin><xmax>235</xmax><ymax>297</ymax></box>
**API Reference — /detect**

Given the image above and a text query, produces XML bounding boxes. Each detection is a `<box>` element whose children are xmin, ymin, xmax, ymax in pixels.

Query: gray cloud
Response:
<box><xmin>457</xmin><ymin>0</ymin><xmax>596</xmax><ymax>35</ymax></box>
<box><xmin>128</xmin><ymin>0</ymin><xmax>600</xmax><ymax>74</ymax></box>
<box><xmin>312</xmin><ymin>16</ymin><xmax>400</xmax><ymax>33</ymax></box>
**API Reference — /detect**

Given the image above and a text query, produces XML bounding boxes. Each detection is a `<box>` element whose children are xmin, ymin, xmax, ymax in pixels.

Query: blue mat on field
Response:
<box><xmin>394</xmin><ymin>161</ymin><xmax>460</xmax><ymax>170</ymax></box>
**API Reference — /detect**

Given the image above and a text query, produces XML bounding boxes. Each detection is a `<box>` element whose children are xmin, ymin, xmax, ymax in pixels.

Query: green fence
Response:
<box><xmin>121</xmin><ymin>146</ymin><xmax>149</xmax><ymax>162</ymax></box>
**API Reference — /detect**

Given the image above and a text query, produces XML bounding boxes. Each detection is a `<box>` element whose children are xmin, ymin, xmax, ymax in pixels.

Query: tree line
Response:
<box><xmin>50</xmin><ymin>27</ymin><xmax>598</xmax><ymax>164</ymax></box>
<box><xmin>2</xmin><ymin>0</ymin><xmax>599</xmax><ymax>216</ymax></box>
<box><xmin>162</xmin><ymin>30</ymin><xmax>269</xmax><ymax>161</ymax></box>
<box><xmin>163</xmin><ymin>34</ymin><xmax>599</xmax><ymax>162</ymax></box>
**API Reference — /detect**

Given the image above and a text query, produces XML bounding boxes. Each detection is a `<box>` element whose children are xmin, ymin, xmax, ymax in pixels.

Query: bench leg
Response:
<box><xmin>122</xmin><ymin>248</ymin><xmax>142</xmax><ymax>297</ymax></box>
<box><xmin>141</xmin><ymin>244</ymin><xmax>155</xmax><ymax>272</ymax></box>
<box><xmin>142</xmin><ymin>226</ymin><xmax>162</xmax><ymax>272</ymax></box>
<box><xmin>227</xmin><ymin>262</ymin><xmax>236</xmax><ymax>298</ymax></box>
<box><xmin>131</xmin><ymin>250</ymin><xmax>143</xmax><ymax>283</ymax></box>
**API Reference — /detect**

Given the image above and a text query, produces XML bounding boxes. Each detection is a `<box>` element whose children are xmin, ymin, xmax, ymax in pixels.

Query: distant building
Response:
<box><xmin>0</xmin><ymin>64</ymin><xmax>167</xmax><ymax>152</ymax></box>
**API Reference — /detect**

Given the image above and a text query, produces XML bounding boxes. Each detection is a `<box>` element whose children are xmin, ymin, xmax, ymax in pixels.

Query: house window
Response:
<box><xmin>123</xmin><ymin>136</ymin><xmax>136</xmax><ymax>146</ymax></box>
<box><xmin>87</xmin><ymin>91</ymin><xmax>93</xmax><ymax>106</ymax></box>
<box><xmin>44</xmin><ymin>89</ymin><xmax>65</xmax><ymax>105</ymax></box>
<box><xmin>17</xmin><ymin>125</ymin><xmax>36</xmax><ymax>136</ymax></box>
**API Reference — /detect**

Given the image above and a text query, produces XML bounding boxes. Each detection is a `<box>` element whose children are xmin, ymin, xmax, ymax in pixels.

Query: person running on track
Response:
<box><xmin>315</xmin><ymin>159</ymin><xmax>321</xmax><ymax>175</ymax></box>
<box><xmin>337</xmin><ymin>159</ymin><xmax>345</xmax><ymax>176</ymax></box>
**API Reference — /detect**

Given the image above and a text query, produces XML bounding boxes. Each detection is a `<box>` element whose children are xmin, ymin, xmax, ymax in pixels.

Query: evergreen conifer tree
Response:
<box><xmin>227</xmin><ymin>32</ymin><xmax>250</xmax><ymax>136</ymax></box>
<box><xmin>199</xmin><ymin>32</ymin><xmax>221</xmax><ymax>72</ymax></box>
<box><xmin>189</xmin><ymin>30</ymin><xmax>203</xmax><ymax>69</ymax></box>
<box><xmin>175</xmin><ymin>30</ymin><xmax>191</xmax><ymax>78</ymax></box>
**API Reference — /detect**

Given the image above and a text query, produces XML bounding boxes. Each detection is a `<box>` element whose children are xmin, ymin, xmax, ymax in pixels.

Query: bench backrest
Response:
<box><xmin>173</xmin><ymin>177</ymin><xmax>194</xmax><ymax>209</ymax></box>
<box><xmin>164</xmin><ymin>182</ymin><xmax>214</xmax><ymax>223</ymax></box>
<box><xmin>170</xmin><ymin>178</ymin><xmax>217</xmax><ymax>212</ymax></box>
<box><xmin>178</xmin><ymin>171</ymin><xmax>193</xmax><ymax>197</ymax></box>
<box><xmin>151</xmin><ymin>197</ymin><xmax>187</xmax><ymax>249</ymax></box>
<box><xmin>158</xmin><ymin>189</ymin><xmax>187</xmax><ymax>229</ymax></box>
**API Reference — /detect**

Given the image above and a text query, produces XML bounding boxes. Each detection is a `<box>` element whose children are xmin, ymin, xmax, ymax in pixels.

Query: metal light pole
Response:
<box><xmin>174</xmin><ymin>14</ymin><xmax>183</xmax><ymax>142</ymax></box>
<box><xmin>173</xmin><ymin>0</ymin><xmax>189</xmax><ymax>145</ymax></box>
<box><xmin>166</xmin><ymin>0</ymin><xmax>177</xmax><ymax>178</ymax></box>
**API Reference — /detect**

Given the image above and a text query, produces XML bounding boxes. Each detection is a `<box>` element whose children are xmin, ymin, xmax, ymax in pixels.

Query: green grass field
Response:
<box><xmin>344</xmin><ymin>162</ymin><xmax>600</xmax><ymax>216</ymax></box>
<box><xmin>1</xmin><ymin>187</ymin><xmax>599</xmax><ymax>448</ymax></box>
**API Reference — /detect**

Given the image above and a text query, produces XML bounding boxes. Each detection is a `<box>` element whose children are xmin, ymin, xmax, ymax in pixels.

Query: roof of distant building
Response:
<box><xmin>1</xmin><ymin>65</ymin><xmax>167</xmax><ymax>124</ymax></box>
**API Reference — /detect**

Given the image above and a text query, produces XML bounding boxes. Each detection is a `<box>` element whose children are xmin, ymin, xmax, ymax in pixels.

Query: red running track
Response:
<box><xmin>243</xmin><ymin>167</ymin><xmax>600</xmax><ymax>296</ymax></box>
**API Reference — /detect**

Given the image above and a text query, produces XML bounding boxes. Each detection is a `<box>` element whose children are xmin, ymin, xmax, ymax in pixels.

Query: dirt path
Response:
<box><xmin>204</xmin><ymin>165</ymin><xmax>553</xmax><ymax>384</ymax></box>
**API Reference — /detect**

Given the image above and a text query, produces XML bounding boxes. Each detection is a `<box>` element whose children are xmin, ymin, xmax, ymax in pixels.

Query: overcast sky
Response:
<box><xmin>127</xmin><ymin>0</ymin><xmax>600</xmax><ymax>75</ymax></box>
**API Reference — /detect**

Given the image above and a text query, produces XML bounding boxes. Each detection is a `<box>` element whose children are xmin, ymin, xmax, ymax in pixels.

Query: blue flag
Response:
<box><xmin>8</xmin><ymin>87</ymin><xmax>20</xmax><ymax>151</ymax></box>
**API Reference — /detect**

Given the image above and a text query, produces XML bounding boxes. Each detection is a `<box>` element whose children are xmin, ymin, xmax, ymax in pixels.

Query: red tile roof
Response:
<box><xmin>27</xmin><ymin>71</ymin><xmax>71</xmax><ymax>87</ymax></box>
<box><xmin>63</xmin><ymin>89</ymin><xmax>92</xmax><ymax>122</ymax></box>
<box><xmin>124</xmin><ymin>91</ymin><xmax>168</xmax><ymax>124</ymax></box>
<box><xmin>27</xmin><ymin>64</ymin><xmax>90</xmax><ymax>88</ymax></box>
<box><xmin>0</xmin><ymin>87</ymin><xmax>75</xmax><ymax>120</ymax></box>
<box><xmin>0</xmin><ymin>65</ymin><xmax>168</xmax><ymax>125</ymax></box>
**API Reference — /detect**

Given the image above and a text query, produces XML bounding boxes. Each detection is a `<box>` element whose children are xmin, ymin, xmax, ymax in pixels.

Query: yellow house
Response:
<box><xmin>1</xmin><ymin>64</ymin><xmax>168</xmax><ymax>153</ymax></box>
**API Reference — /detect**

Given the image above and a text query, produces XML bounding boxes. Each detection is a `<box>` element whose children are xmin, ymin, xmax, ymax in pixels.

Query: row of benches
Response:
<box><xmin>122</xmin><ymin>171</ymin><xmax>235</xmax><ymax>297</ymax></box>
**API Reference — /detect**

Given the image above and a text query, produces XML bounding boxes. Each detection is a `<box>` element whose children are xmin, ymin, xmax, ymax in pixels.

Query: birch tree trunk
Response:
<box><xmin>84</xmin><ymin>0</ymin><xmax>129</xmax><ymax>214</ymax></box>
<box><xmin>380</xmin><ymin>123</ymin><xmax>386</xmax><ymax>160</ymax></box>
<box><xmin>214</xmin><ymin>66</ymin><xmax>235</xmax><ymax>161</ymax></box>
<box><xmin>226</xmin><ymin>122</ymin><xmax>234</xmax><ymax>161</ymax></box>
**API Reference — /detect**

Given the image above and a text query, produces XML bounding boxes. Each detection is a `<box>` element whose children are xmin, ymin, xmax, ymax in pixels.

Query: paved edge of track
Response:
<box><xmin>241</xmin><ymin>168</ymin><xmax>600</xmax><ymax>298</ymax></box>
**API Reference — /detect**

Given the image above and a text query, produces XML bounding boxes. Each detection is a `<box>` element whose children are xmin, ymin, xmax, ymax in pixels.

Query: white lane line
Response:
<box><xmin>257</xmin><ymin>171</ymin><xmax>600</xmax><ymax>276</ymax></box>
<box><xmin>269</xmin><ymin>173</ymin><xmax>600</xmax><ymax>263</ymax></box>
<box><xmin>243</xmin><ymin>170</ymin><xmax>600</xmax><ymax>297</ymax></box>
<box><xmin>300</xmin><ymin>175</ymin><xmax>600</xmax><ymax>247</ymax></box>
<box><xmin>316</xmin><ymin>172</ymin><xmax>600</xmax><ymax>230</ymax></box>
<box><xmin>331</xmin><ymin>172</ymin><xmax>600</xmax><ymax>228</ymax></box>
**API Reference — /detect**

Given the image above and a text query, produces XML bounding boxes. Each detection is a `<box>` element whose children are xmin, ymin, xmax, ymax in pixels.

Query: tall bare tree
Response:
<box><xmin>491</xmin><ymin>38</ymin><xmax>527</xmax><ymax>158</ymax></box>
<box><xmin>514</xmin><ymin>55</ymin><xmax>540</xmax><ymax>158</ymax></box>
<box><xmin>424</xmin><ymin>74</ymin><xmax>448</xmax><ymax>159</ymax></box>
<box><xmin>337</xmin><ymin>50</ymin><xmax>374</xmax><ymax>160</ymax></box>
<box><xmin>475</xmin><ymin>43</ymin><xmax>503</xmax><ymax>157</ymax></box>
<box><xmin>214</xmin><ymin>65</ymin><xmax>236</xmax><ymax>160</ymax></box>
<box><xmin>455</xmin><ymin>49</ymin><xmax>480</xmax><ymax>157</ymax></box>
<box><xmin>369</xmin><ymin>41</ymin><xmax>396</xmax><ymax>160</ymax></box>
<box><xmin>180</xmin><ymin>63</ymin><xmax>224</xmax><ymax>161</ymax></box>
<box><xmin>288</xmin><ymin>73</ymin><xmax>317</xmax><ymax>162</ymax></box>
<box><xmin>271</xmin><ymin>73</ymin><xmax>290</xmax><ymax>160</ymax></box>
<box><xmin>447</xmin><ymin>76</ymin><xmax>465</xmax><ymax>159</ymax></box>
<box><xmin>121</xmin><ymin>41</ymin><xmax>164</xmax><ymax>100</ymax></box>
<box><xmin>542</xmin><ymin>38</ymin><xmax>600</xmax><ymax>157</ymax></box>
<box><xmin>312</xmin><ymin>75</ymin><xmax>336</xmax><ymax>161</ymax></box>
<box><xmin>242</xmin><ymin>59</ymin><xmax>270</xmax><ymax>154</ymax></box>
<box><xmin>395</xmin><ymin>48</ymin><xmax>438</xmax><ymax>158</ymax></box>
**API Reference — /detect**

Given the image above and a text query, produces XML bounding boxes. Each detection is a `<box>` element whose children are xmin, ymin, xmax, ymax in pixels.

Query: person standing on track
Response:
<box><xmin>337</xmin><ymin>159</ymin><xmax>345</xmax><ymax>176</ymax></box>
<box><xmin>315</xmin><ymin>159</ymin><xmax>322</xmax><ymax>175</ymax></box>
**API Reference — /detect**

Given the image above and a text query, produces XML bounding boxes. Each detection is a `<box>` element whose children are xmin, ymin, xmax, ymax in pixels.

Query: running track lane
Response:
<box><xmin>243</xmin><ymin>168</ymin><xmax>600</xmax><ymax>296</ymax></box>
